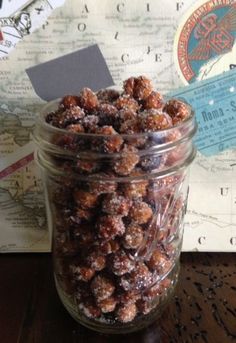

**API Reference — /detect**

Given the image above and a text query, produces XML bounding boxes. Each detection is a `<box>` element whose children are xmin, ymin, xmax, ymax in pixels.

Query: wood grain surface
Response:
<box><xmin>1</xmin><ymin>253</ymin><xmax>236</xmax><ymax>343</ymax></box>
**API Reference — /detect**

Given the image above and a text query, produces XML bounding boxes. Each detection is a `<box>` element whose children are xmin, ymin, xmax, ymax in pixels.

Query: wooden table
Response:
<box><xmin>1</xmin><ymin>253</ymin><xmax>236</xmax><ymax>343</ymax></box>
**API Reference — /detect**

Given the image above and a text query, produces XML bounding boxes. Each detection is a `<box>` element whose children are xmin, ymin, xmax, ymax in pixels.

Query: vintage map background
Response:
<box><xmin>0</xmin><ymin>0</ymin><xmax>235</xmax><ymax>252</ymax></box>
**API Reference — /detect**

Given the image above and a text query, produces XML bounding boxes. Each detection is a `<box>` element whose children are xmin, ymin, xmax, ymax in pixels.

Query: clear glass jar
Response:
<box><xmin>34</xmin><ymin>99</ymin><xmax>197</xmax><ymax>334</ymax></box>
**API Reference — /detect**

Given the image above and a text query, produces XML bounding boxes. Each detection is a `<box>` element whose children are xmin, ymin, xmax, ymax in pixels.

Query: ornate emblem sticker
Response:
<box><xmin>174</xmin><ymin>0</ymin><xmax>236</xmax><ymax>84</ymax></box>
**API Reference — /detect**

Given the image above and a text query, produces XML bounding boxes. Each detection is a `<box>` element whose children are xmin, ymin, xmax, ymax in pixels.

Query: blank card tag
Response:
<box><xmin>26</xmin><ymin>44</ymin><xmax>114</xmax><ymax>101</ymax></box>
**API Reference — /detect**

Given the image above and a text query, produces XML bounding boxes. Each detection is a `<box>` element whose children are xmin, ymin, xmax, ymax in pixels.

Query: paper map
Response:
<box><xmin>0</xmin><ymin>0</ymin><xmax>235</xmax><ymax>252</ymax></box>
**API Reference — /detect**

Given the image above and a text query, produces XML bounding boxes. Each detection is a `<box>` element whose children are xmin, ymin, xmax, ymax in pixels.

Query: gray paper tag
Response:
<box><xmin>26</xmin><ymin>44</ymin><xmax>114</xmax><ymax>101</ymax></box>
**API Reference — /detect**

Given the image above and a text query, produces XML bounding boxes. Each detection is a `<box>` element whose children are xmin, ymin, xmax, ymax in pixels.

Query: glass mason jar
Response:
<box><xmin>34</xmin><ymin>99</ymin><xmax>197</xmax><ymax>334</ymax></box>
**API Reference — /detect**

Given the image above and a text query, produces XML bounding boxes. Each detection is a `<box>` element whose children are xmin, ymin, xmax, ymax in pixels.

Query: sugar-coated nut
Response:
<box><xmin>73</xmin><ymin>189</ymin><xmax>98</xmax><ymax>209</ymax></box>
<box><xmin>136</xmin><ymin>299</ymin><xmax>157</xmax><ymax>315</ymax></box>
<box><xmin>163</xmin><ymin>99</ymin><xmax>190</xmax><ymax>125</ymax></box>
<box><xmin>123</xmin><ymin>77</ymin><xmax>135</xmax><ymax>96</ymax></box>
<box><xmin>55</xmin><ymin>238</ymin><xmax>79</xmax><ymax>257</ymax></box>
<box><xmin>123</xmin><ymin>76</ymin><xmax>153</xmax><ymax>101</ymax></box>
<box><xmin>81</xmin><ymin>114</ymin><xmax>99</xmax><ymax>132</ymax></box>
<box><xmin>97</xmin><ymin>296</ymin><xmax>117</xmax><ymax>313</ymax></box>
<box><xmin>97</xmin><ymin>103</ymin><xmax>119</xmax><ymax>126</ymax></box>
<box><xmin>129</xmin><ymin>201</ymin><xmax>153</xmax><ymax>224</ymax></box>
<box><xmin>120</xmin><ymin>262</ymin><xmax>152</xmax><ymax>291</ymax></box>
<box><xmin>60</xmin><ymin>95</ymin><xmax>80</xmax><ymax>108</ymax></box>
<box><xmin>86</xmin><ymin>250</ymin><xmax>106</xmax><ymax>271</ymax></box>
<box><xmin>52</xmin><ymin>106</ymin><xmax>85</xmax><ymax>128</ymax></box>
<box><xmin>113</xmin><ymin>147</ymin><xmax>140</xmax><ymax>176</ymax></box>
<box><xmin>143</xmin><ymin>91</ymin><xmax>163</xmax><ymax>110</ymax></box>
<box><xmin>79</xmin><ymin>87</ymin><xmax>99</xmax><ymax>111</ymax></box>
<box><xmin>109</xmin><ymin>250</ymin><xmax>135</xmax><ymax>276</ymax></box>
<box><xmin>140</xmin><ymin>110</ymin><xmax>173</xmax><ymax>132</ymax></box>
<box><xmin>66</xmin><ymin>123</ymin><xmax>85</xmax><ymax>133</ymax></box>
<box><xmin>70</xmin><ymin>264</ymin><xmax>95</xmax><ymax>282</ymax></box>
<box><xmin>102</xmin><ymin>194</ymin><xmax>132</xmax><ymax>216</ymax></box>
<box><xmin>119</xmin><ymin>108</ymin><xmax>137</xmax><ymax>122</ymax></box>
<box><xmin>133</xmin><ymin>76</ymin><xmax>153</xmax><ymax>100</ymax></box>
<box><xmin>76</xmin><ymin>159</ymin><xmax>98</xmax><ymax>173</ymax></box>
<box><xmin>73</xmin><ymin>207</ymin><xmax>94</xmax><ymax>222</ymax></box>
<box><xmin>114</xmin><ymin>95</ymin><xmax>140</xmax><ymax>112</ymax></box>
<box><xmin>100</xmin><ymin>240</ymin><xmax>120</xmax><ymax>255</ymax></box>
<box><xmin>122</xmin><ymin>172</ymin><xmax>148</xmax><ymax>198</ymax></box>
<box><xmin>96</xmin><ymin>89</ymin><xmax>120</xmax><ymax>103</ymax></box>
<box><xmin>79</xmin><ymin>300</ymin><xmax>101</xmax><ymax>319</ymax></box>
<box><xmin>146</xmin><ymin>250</ymin><xmax>171</xmax><ymax>274</ymax></box>
<box><xmin>139</xmin><ymin>154</ymin><xmax>166</xmax><ymax>172</ymax></box>
<box><xmin>91</xmin><ymin>275</ymin><xmax>115</xmax><ymax>301</ymax></box>
<box><xmin>98</xmin><ymin>215</ymin><xmax>125</xmax><ymax>239</ymax></box>
<box><xmin>116</xmin><ymin>303</ymin><xmax>137</xmax><ymax>323</ymax></box>
<box><xmin>97</xmin><ymin>126</ymin><xmax>123</xmax><ymax>153</ymax></box>
<box><xmin>119</xmin><ymin>118</ymin><xmax>140</xmax><ymax>134</ymax></box>
<box><xmin>89</xmin><ymin>174</ymin><xmax>117</xmax><ymax>195</ymax></box>
<box><xmin>142</xmin><ymin>283</ymin><xmax>162</xmax><ymax>302</ymax></box>
<box><xmin>123</xmin><ymin>224</ymin><xmax>143</xmax><ymax>249</ymax></box>
<box><xmin>118</xmin><ymin>290</ymin><xmax>141</xmax><ymax>304</ymax></box>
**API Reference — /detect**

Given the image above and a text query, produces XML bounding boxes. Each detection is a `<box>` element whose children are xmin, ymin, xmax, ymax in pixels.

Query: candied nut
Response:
<box><xmin>86</xmin><ymin>250</ymin><xmax>106</xmax><ymax>271</ymax></box>
<box><xmin>163</xmin><ymin>99</ymin><xmax>190</xmax><ymax>125</ymax></box>
<box><xmin>66</xmin><ymin>123</ymin><xmax>85</xmax><ymax>133</ymax></box>
<box><xmin>114</xmin><ymin>95</ymin><xmax>140</xmax><ymax>112</ymax></box>
<box><xmin>97</xmin><ymin>103</ymin><xmax>119</xmax><ymax>127</ymax></box>
<box><xmin>70</xmin><ymin>264</ymin><xmax>95</xmax><ymax>282</ymax></box>
<box><xmin>119</xmin><ymin>118</ymin><xmax>140</xmax><ymax>134</ymax></box>
<box><xmin>119</xmin><ymin>108</ymin><xmax>137</xmax><ymax>122</ymax></box>
<box><xmin>102</xmin><ymin>194</ymin><xmax>132</xmax><ymax>216</ymax></box>
<box><xmin>136</xmin><ymin>298</ymin><xmax>157</xmax><ymax>315</ymax></box>
<box><xmin>79</xmin><ymin>300</ymin><xmax>101</xmax><ymax>319</ymax></box>
<box><xmin>142</xmin><ymin>283</ymin><xmax>161</xmax><ymax>302</ymax></box>
<box><xmin>120</xmin><ymin>262</ymin><xmax>152</xmax><ymax>291</ymax></box>
<box><xmin>89</xmin><ymin>173</ymin><xmax>117</xmax><ymax>195</ymax></box>
<box><xmin>52</xmin><ymin>106</ymin><xmax>85</xmax><ymax>128</ymax></box>
<box><xmin>79</xmin><ymin>87</ymin><xmax>99</xmax><ymax>111</ymax></box>
<box><xmin>73</xmin><ymin>189</ymin><xmax>98</xmax><ymax>209</ymax></box>
<box><xmin>143</xmin><ymin>91</ymin><xmax>163</xmax><ymax>110</ymax></box>
<box><xmin>97</xmin><ymin>296</ymin><xmax>117</xmax><ymax>313</ymax></box>
<box><xmin>72</xmin><ymin>207</ymin><xmax>94</xmax><ymax>222</ymax></box>
<box><xmin>123</xmin><ymin>76</ymin><xmax>153</xmax><ymax>101</ymax></box>
<box><xmin>123</xmin><ymin>77</ymin><xmax>135</xmax><ymax>96</ymax></box>
<box><xmin>122</xmin><ymin>171</ymin><xmax>148</xmax><ymax>198</ymax></box>
<box><xmin>118</xmin><ymin>290</ymin><xmax>141</xmax><ymax>304</ymax></box>
<box><xmin>109</xmin><ymin>250</ymin><xmax>135</xmax><ymax>276</ymax></box>
<box><xmin>60</xmin><ymin>95</ymin><xmax>80</xmax><ymax>108</ymax></box>
<box><xmin>133</xmin><ymin>76</ymin><xmax>153</xmax><ymax>100</ymax></box>
<box><xmin>123</xmin><ymin>224</ymin><xmax>143</xmax><ymax>249</ymax></box>
<box><xmin>96</xmin><ymin>126</ymin><xmax>123</xmax><ymax>153</ymax></box>
<box><xmin>96</xmin><ymin>89</ymin><xmax>120</xmax><ymax>103</ymax></box>
<box><xmin>81</xmin><ymin>114</ymin><xmax>99</xmax><ymax>132</ymax></box>
<box><xmin>129</xmin><ymin>201</ymin><xmax>153</xmax><ymax>224</ymax></box>
<box><xmin>76</xmin><ymin>159</ymin><xmax>99</xmax><ymax>174</ymax></box>
<box><xmin>113</xmin><ymin>146</ymin><xmax>139</xmax><ymax>176</ymax></box>
<box><xmin>100</xmin><ymin>240</ymin><xmax>120</xmax><ymax>255</ymax></box>
<box><xmin>140</xmin><ymin>109</ymin><xmax>173</xmax><ymax>132</ymax></box>
<box><xmin>91</xmin><ymin>275</ymin><xmax>115</xmax><ymax>301</ymax></box>
<box><xmin>116</xmin><ymin>303</ymin><xmax>137</xmax><ymax>323</ymax></box>
<box><xmin>140</xmin><ymin>154</ymin><xmax>166</xmax><ymax>171</ymax></box>
<box><xmin>98</xmin><ymin>215</ymin><xmax>125</xmax><ymax>239</ymax></box>
<box><xmin>55</xmin><ymin>237</ymin><xmax>79</xmax><ymax>257</ymax></box>
<box><xmin>53</xmin><ymin>187</ymin><xmax>73</xmax><ymax>207</ymax></box>
<box><xmin>146</xmin><ymin>249</ymin><xmax>171</xmax><ymax>274</ymax></box>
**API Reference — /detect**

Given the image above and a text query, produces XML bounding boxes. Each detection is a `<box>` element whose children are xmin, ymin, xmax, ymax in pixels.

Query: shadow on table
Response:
<box><xmin>71</xmin><ymin>322</ymin><xmax>170</xmax><ymax>343</ymax></box>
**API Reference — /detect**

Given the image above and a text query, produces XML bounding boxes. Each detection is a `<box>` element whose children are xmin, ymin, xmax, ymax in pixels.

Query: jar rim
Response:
<box><xmin>36</xmin><ymin>98</ymin><xmax>195</xmax><ymax>139</ymax></box>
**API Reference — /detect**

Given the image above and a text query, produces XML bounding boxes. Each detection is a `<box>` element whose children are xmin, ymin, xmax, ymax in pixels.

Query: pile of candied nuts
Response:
<box><xmin>47</xmin><ymin>76</ymin><xmax>190</xmax><ymax>324</ymax></box>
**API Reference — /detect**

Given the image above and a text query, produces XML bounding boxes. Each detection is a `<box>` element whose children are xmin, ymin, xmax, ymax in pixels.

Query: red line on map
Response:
<box><xmin>0</xmin><ymin>29</ymin><xmax>4</xmax><ymax>42</ymax></box>
<box><xmin>0</xmin><ymin>153</ymin><xmax>34</xmax><ymax>179</ymax></box>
